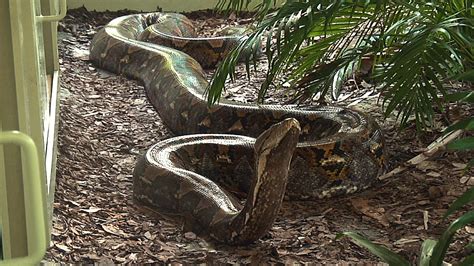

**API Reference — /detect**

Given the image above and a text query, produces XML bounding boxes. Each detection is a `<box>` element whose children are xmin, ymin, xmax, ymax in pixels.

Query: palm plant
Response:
<box><xmin>338</xmin><ymin>186</ymin><xmax>474</xmax><ymax>265</ymax></box>
<box><xmin>208</xmin><ymin>2</ymin><xmax>474</xmax><ymax>263</ymax></box>
<box><xmin>339</xmin><ymin>66</ymin><xmax>474</xmax><ymax>266</ymax></box>
<box><xmin>207</xmin><ymin>0</ymin><xmax>473</xmax><ymax>128</ymax></box>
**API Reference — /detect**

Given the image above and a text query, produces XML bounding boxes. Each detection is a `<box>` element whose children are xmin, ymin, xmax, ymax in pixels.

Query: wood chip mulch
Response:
<box><xmin>45</xmin><ymin>7</ymin><xmax>473</xmax><ymax>264</ymax></box>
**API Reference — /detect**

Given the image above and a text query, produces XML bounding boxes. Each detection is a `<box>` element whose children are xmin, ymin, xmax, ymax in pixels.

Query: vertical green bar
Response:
<box><xmin>0</xmin><ymin>0</ymin><xmax>28</xmax><ymax>259</ymax></box>
<box><xmin>1</xmin><ymin>0</ymin><xmax>62</xmax><ymax>261</ymax></box>
<box><xmin>41</xmin><ymin>0</ymin><xmax>60</xmax><ymax>73</ymax></box>
<box><xmin>40</xmin><ymin>0</ymin><xmax>63</xmax><ymax>247</ymax></box>
<box><xmin>0</xmin><ymin>0</ymin><xmax>48</xmax><ymax>259</ymax></box>
<box><xmin>0</xmin><ymin>131</ymin><xmax>47</xmax><ymax>265</ymax></box>
<box><xmin>9</xmin><ymin>0</ymin><xmax>48</xmax><ymax>258</ymax></box>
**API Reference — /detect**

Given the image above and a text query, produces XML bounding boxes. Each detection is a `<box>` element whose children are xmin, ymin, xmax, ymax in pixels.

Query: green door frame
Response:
<box><xmin>0</xmin><ymin>0</ymin><xmax>64</xmax><ymax>261</ymax></box>
<box><xmin>0</xmin><ymin>131</ymin><xmax>46</xmax><ymax>265</ymax></box>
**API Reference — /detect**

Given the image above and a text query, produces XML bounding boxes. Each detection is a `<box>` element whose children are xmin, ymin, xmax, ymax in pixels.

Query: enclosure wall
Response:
<box><xmin>67</xmin><ymin>0</ymin><xmax>283</xmax><ymax>12</ymax></box>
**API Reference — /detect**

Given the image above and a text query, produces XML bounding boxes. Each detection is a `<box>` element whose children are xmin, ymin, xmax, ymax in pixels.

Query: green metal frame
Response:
<box><xmin>38</xmin><ymin>0</ymin><xmax>63</xmax><ymax>242</ymax></box>
<box><xmin>0</xmin><ymin>0</ymin><xmax>63</xmax><ymax>262</ymax></box>
<box><xmin>0</xmin><ymin>132</ymin><xmax>46</xmax><ymax>265</ymax></box>
<box><xmin>40</xmin><ymin>0</ymin><xmax>65</xmax><ymax>73</ymax></box>
<box><xmin>37</xmin><ymin>0</ymin><xmax>66</xmax><ymax>22</ymax></box>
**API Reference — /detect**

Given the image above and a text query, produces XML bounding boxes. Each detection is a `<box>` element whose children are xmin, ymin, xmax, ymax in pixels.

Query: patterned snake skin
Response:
<box><xmin>90</xmin><ymin>13</ymin><xmax>387</xmax><ymax>244</ymax></box>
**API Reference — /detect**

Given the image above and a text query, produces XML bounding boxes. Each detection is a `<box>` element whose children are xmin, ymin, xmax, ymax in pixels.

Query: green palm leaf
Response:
<box><xmin>419</xmin><ymin>239</ymin><xmax>437</xmax><ymax>266</ymax></box>
<box><xmin>430</xmin><ymin>211</ymin><xmax>474</xmax><ymax>265</ymax></box>
<box><xmin>459</xmin><ymin>253</ymin><xmax>474</xmax><ymax>266</ymax></box>
<box><xmin>209</xmin><ymin>0</ymin><xmax>473</xmax><ymax>129</ymax></box>
<box><xmin>448</xmin><ymin>137</ymin><xmax>474</xmax><ymax>150</ymax></box>
<box><xmin>443</xmin><ymin>187</ymin><xmax>474</xmax><ymax>219</ymax></box>
<box><xmin>337</xmin><ymin>232</ymin><xmax>410</xmax><ymax>266</ymax></box>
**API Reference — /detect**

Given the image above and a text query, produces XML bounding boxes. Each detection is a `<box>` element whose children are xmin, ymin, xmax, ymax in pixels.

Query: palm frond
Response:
<box><xmin>215</xmin><ymin>0</ymin><xmax>279</xmax><ymax>19</ymax></box>
<box><xmin>376</xmin><ymin>7</ymin><xmax>473</xmax><ymax>127</ymax></box>
<box><xmin>209</xmin><ymin>0</ymin><xmax>474</xmax><ymax>128</ymax></box>
<box><xmin>207</xmin><ymin>0</ymin><xmax>379</xmax><ymax>104</ymax></box>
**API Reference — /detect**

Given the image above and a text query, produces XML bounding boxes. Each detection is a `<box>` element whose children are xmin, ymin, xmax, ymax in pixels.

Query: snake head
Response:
<box><xmin>227</xmin><ymin>118</ymin><xmax>301</xmax><ymax>244</ymax></box>
<box><xmin>253</xmin><ymin>118</ymin><xmax>301</xmax><ymax>201</ymax></box>
<box><xmin>255</xmin><ymin>117</ymin><xmax>301</xmax><ymax>156</ymax></box>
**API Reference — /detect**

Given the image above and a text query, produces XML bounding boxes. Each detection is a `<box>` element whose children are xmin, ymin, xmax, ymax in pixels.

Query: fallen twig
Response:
<box><xmin>378</xmin><ymin>129</ymin><xmax>463</xmax><ymax>180</ymax></box>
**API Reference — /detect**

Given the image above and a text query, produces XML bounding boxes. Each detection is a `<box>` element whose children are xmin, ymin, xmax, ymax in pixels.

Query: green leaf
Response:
<box><xmin>443</xmin><ymin>187</ymin><xmax>474</xmax><ymax>219</ymax></box>
<box><xmin>445</xmin><ymin>92</ymin><xmax>474</xmax><ymax>103</ymax></box>
<box><xmin>468</xmin><ymin>159</ymin><xmax>474</xmax><ymax>169</ymax></box>
<box><xmin>419</xmin><ymin>239</ymin><xmax>437</xmax><ymax>266</ymax></box>
<box><xmin>430</xmin><ymin>211</ymin><xmax>474</xmax><ymax>265</ymax></box>
<box><xmin>466</xmin><ymin>241</ymin><xmax>474</xmax><ymax>251</ymax></box>
<box><xmin>209</xmin><ymin>0</ymin><xmax>473</xmax><ymax>132</ymax></box>
<box><xmin>459</xmin><ymin>252</ymin><xmax>474</xmax><ymax>266</ymax></box>
<box><xmin>337</xmin><ymin>232</ymin><xmax>410</xmax><ymax>266</ymax></box>
<box><xmin>447</xmin><ymin>137</ymin><xmax>474</xmax><ymax>150</ymax></box>
<box><xmin>444</xmin><ymin>118</ymin><xmax>474</xmax><ymax>133</ymax></box>
<box><xmin>454</xmin><ymin>69</ymin><xmax>474</xmax><ymax>82</ymax></box>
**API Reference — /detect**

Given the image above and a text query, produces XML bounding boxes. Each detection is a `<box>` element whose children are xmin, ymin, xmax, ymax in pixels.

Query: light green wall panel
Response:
<box><xmin>67</xmin><ymin>0</ymin><xmax>283</xmax><ymax>12</ymax></box>
<box><xmin>68</xmin><ymin>0</ymin><xmax>220</xmax><ymax>12</ymax></box>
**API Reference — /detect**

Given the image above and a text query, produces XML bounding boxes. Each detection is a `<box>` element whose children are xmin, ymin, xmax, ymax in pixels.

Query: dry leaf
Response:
<box><xmin>351</xmin><ymin>198</ymin><xmax>390</xmax><ymax>227</ymax></box>
<box><xmin>427</xmin><ymin>171</ymin><xmax>441</xmax><ymax>177</ymax></box>
<box><xmin>55</xmin><ymin>243</ymin><xmax>71</xmax><ymax>253</ymax></box>
<box><xmin>295</xmin><ymin>249</ymin><xmax>314</xmax><ymax>256</ymax></box>
<box><xmin>416</xmin><ymin>161</ymin><xmax>440</xmax><ymax>171</ymax></box>
<box><xmin>452</xmin><ymin>162</ymin><xmax>467</xmax><ymax>169</ymax></box>
<box><xmin>465</xmin><ymin>226</ymin><xmax>474</xmax><ymax>234</ymax></box>
<box><xmin>80</xmin><ymin>207</ymin><xmax>102</xmax><ymax>213</ymax></box>
<box><xmin>144</xmin><ymin>231</ymin><xmax>156</xmax><ymax>240</ymax></box>
<box><xmin>460</xmin><ymin>176</ymin><xmax>470</xmax><ymax>184</ymax></box>
<box><xmin>184</xmin><ymin>231</ymin><xmax>197</xmax><ymax>240</ymax></box>
<box><xmin>101</xmin><ymin>224</ymin><xmax>131</xmax><ymax>238</ymax></box>
<box><xmin>72</xmin><ymin>47</ymin><xmax>90</xmax><ymax>61</ymax></box>
<box><xmin>393</xmin><ymin>237</ymin><xmax>420</xmax><ymax>246</ymax></box>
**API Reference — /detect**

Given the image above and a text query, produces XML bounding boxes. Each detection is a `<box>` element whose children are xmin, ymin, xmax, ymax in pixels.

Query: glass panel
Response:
<box><xmin>34</xmin><ymin>0</ymin><xmax>49</xmax><ymax>151</ymax></box>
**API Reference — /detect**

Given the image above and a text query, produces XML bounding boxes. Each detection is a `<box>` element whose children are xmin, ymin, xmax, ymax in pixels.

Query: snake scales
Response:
<box><xmin>90</xmin><ymin>13</ymin><xmax>387</xmax><ymax>244</ymax></box>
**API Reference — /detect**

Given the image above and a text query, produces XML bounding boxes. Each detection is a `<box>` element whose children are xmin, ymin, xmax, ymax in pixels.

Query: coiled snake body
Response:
<box><xmin>90</xmin><ymin>13</ymin><xmax>386</xmax><ymax>244</ymax></box>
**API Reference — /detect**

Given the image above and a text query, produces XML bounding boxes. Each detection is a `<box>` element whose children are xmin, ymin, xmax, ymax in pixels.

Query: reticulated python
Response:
<box><xmin>90</xmin><ymin>13</ymin><xmax>387</xmax><ymax>244</ymax></box>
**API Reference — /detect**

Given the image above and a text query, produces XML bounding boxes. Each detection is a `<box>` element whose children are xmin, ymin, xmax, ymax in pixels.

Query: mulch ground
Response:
<box><xmin>45</xmin><ymin>7</ymin><xmax>473</xmax><ymax>264</ymax></box>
